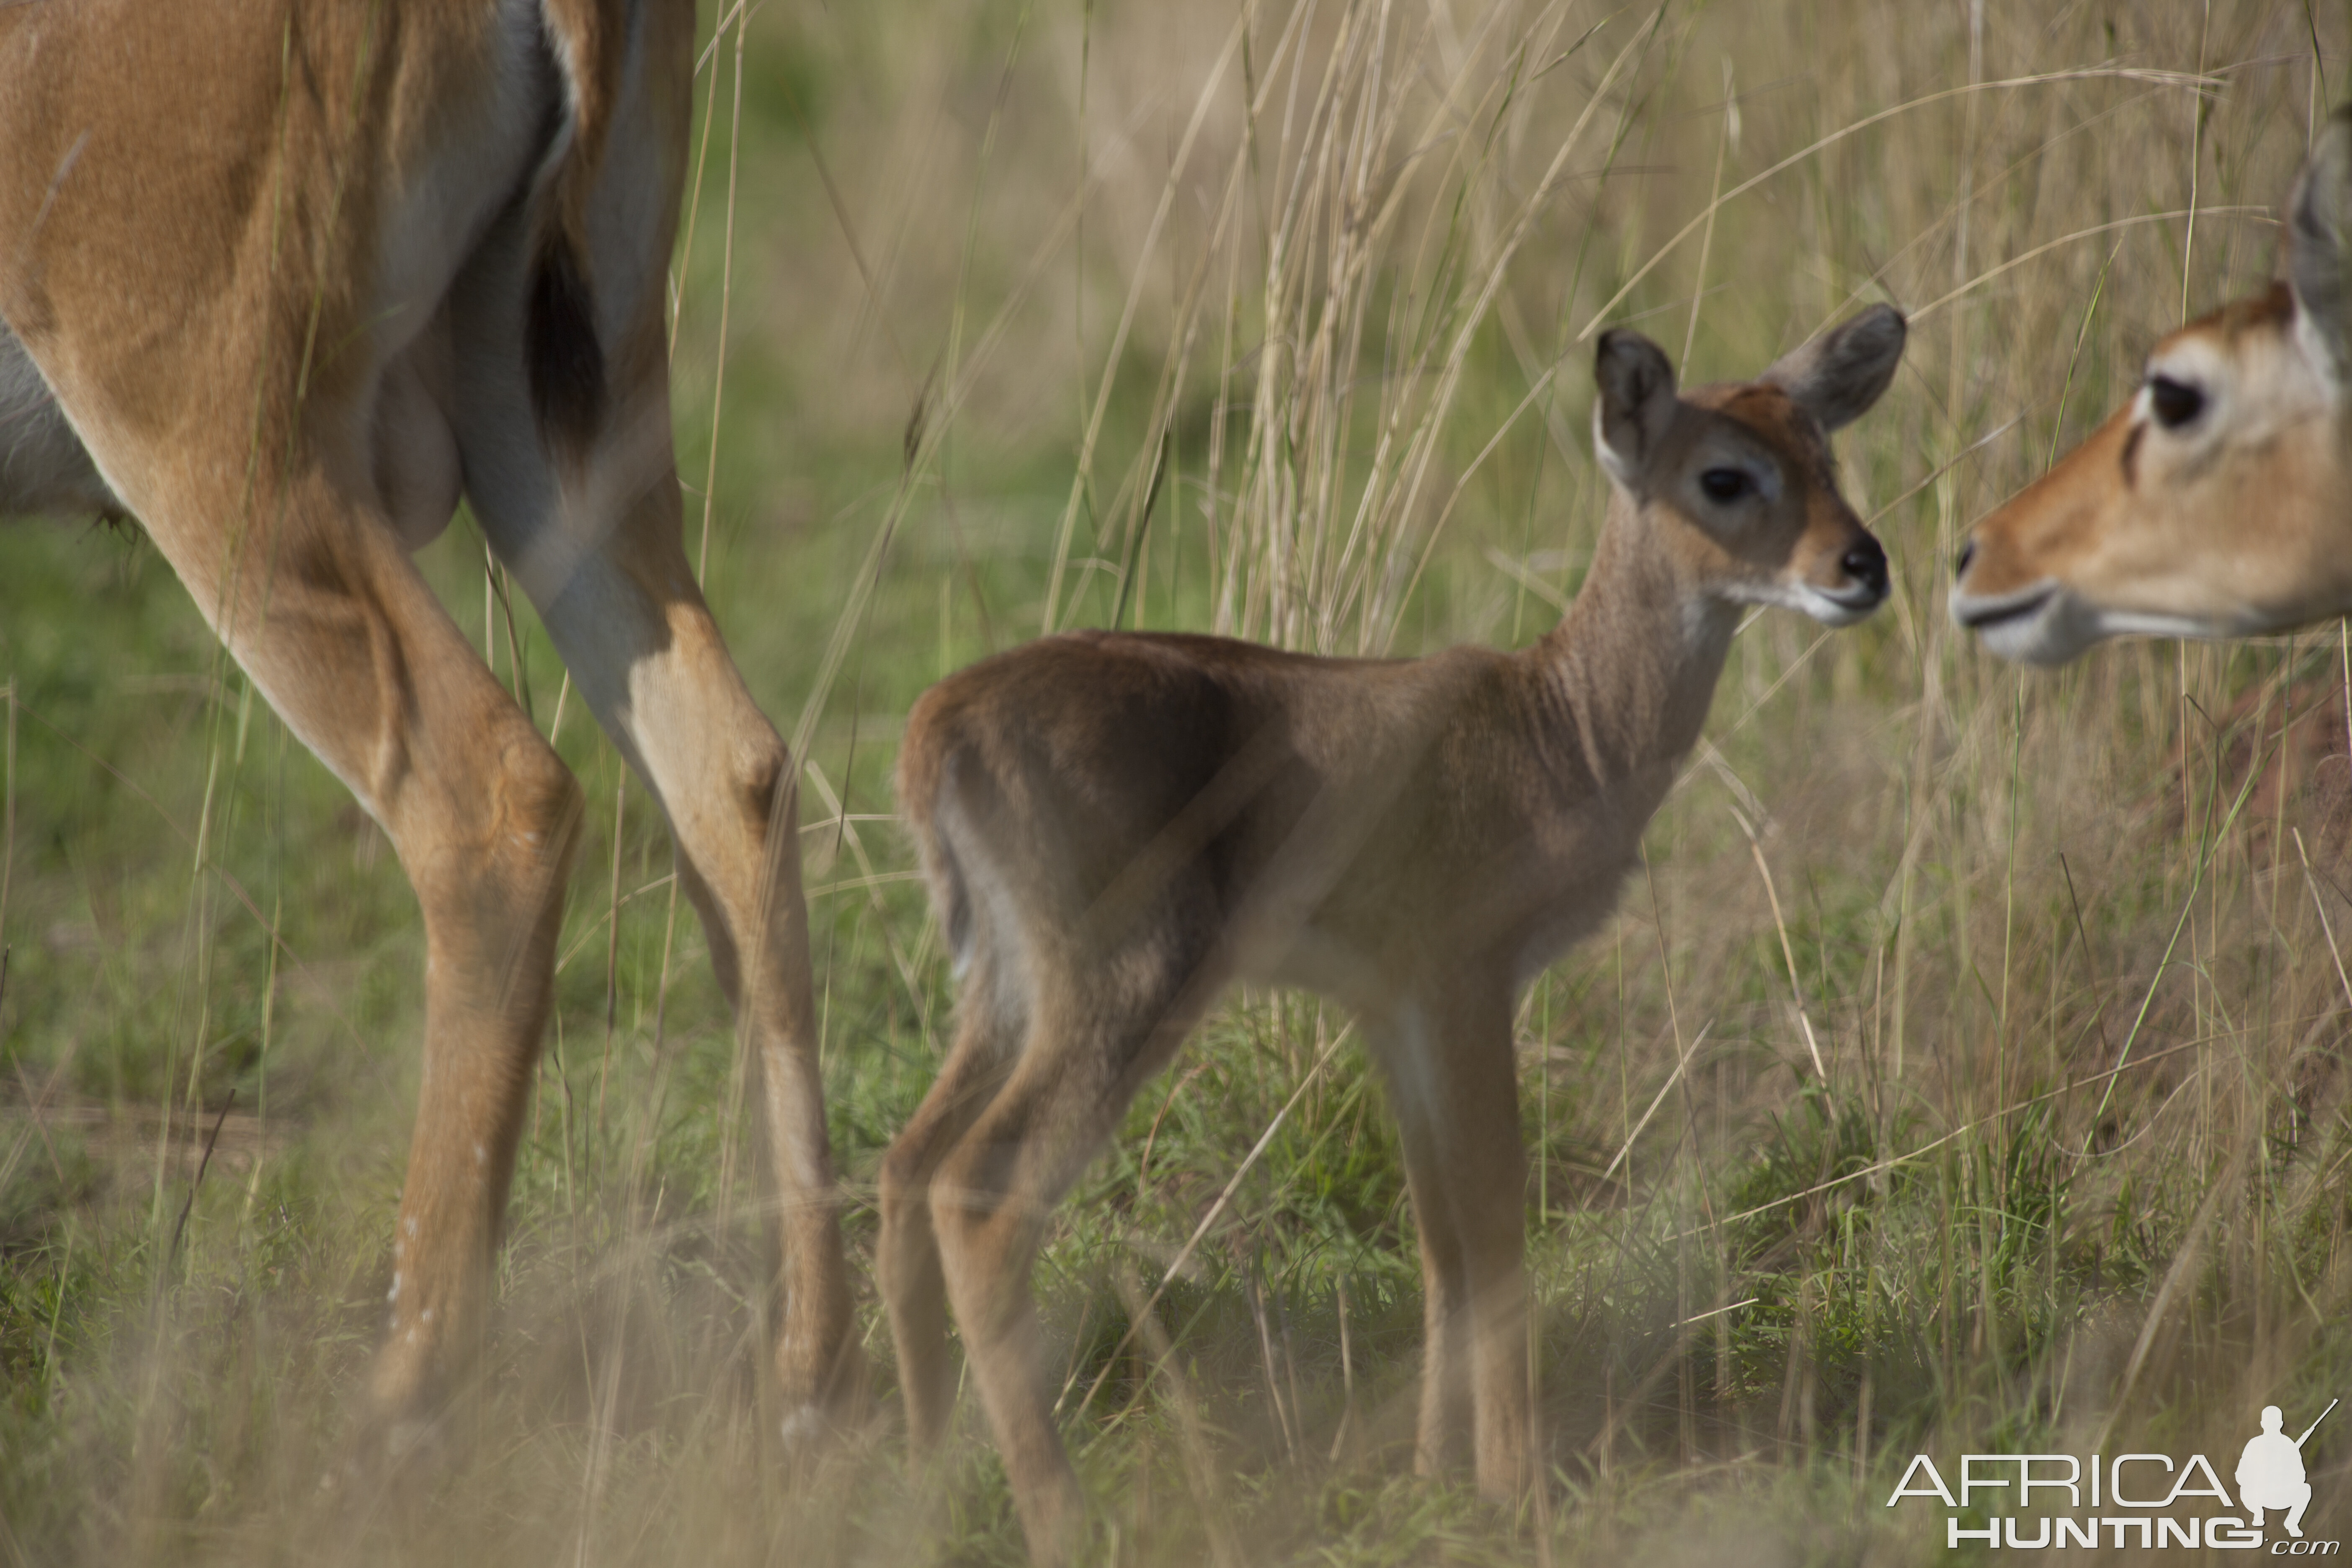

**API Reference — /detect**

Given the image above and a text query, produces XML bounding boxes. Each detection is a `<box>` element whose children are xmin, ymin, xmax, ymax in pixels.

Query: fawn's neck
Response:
<box><xmin>1526</xmin><ymin>498</ymin><xmax>1739</xmax><ymax>797</ymax></box>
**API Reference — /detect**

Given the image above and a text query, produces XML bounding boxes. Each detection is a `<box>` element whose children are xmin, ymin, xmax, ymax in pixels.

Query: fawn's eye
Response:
<box><xmin>2147</xmin><ymin>374</ymin><xmax>2205</xmax><ymax>430</ymax></box>
<box><xmin>1699</xmin><ymin>467</ymin><xmax>1751</xmax><ymax>503</ymax></box>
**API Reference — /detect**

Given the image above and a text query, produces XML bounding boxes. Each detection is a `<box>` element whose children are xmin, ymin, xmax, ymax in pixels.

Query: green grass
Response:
<box><xmin>6</xmin><ymin>0</ymin><xmax>2352</xmax><ymax>1562</ymax></box>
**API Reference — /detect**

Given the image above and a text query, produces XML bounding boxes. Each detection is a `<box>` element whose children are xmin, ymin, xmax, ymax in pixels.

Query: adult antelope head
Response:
<box><xmin>1952</xmin><ymin>107</ymin><xmax>2352</xmax><ymax>663</ymax></box>
<box><xmin>0</xmin><ymin>2</ymin><xmax>858</xmax><ymax>1445</ymax></box>
<box><xmin>880</xmin><ymin>307</ymin><xmax>1903</xmax><ymax>1563</ymax></box>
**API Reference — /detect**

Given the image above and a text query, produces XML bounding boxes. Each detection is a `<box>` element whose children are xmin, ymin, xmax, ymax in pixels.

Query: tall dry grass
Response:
<box><xmin>3</xmin><ymin>0</ymin><xmax>2351</xmax><ymax>1563</ymax></box>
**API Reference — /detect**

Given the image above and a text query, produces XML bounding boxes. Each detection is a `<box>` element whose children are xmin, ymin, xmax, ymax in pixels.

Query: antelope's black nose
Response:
<box><xmin>1842</xmin><ymin>536</ymin><xmax>1889</xmax><ymax>598</ymax></box>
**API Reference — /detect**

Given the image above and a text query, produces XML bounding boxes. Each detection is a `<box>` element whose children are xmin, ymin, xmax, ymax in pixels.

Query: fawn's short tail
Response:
<box><xmin>897</xmin><ymin>708</ymin><xmax>977</xmax><ymax>978</ymax></box>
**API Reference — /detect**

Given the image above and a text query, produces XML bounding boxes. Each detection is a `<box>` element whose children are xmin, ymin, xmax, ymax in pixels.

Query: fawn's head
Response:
<box><xmin>1591</xmin><ymin>305</ymin><xmax>1904</xmax><ymax>627</ymax></box>
<box><xmin>1952</xmin><ymin>108</ymin><xmax>2352</xmax><ymax>664</ymax></box>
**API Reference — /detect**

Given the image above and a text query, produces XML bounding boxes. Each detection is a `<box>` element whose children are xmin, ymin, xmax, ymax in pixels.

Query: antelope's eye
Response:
<box><xmin>1699</xmin><ymin>467</ymin><xmax>1751</xmax><ymax>503</ymax></box>
<box><xmin>2148</xmin><ymin>374</ymin><xmax>2205</xmax><ymax>430</ymax></box>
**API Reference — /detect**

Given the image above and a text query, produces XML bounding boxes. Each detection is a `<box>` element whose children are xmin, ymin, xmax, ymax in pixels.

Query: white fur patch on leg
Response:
<box><xmin>779</xmin><ymin>1403</ymin><xmax>828</xmax><ymax>1450</ymax></box>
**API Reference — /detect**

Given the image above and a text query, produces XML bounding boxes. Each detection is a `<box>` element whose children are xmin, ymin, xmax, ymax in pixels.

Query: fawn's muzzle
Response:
<box><xmin>1841</xmin><ymin>535</ymin><xmax>1889</xmax><ymax>600</ymax></box>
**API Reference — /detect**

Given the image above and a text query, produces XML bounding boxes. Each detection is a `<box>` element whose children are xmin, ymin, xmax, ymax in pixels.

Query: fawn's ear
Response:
<box><xmin>2290</xmin><ymin>103</ymin><xmax>2352</xmax><ymax>384</ymax></box>
<box><xmin>1761</xmin><ymin>304</ymin><xmax>1906</xmax><ymax>431</ymax></box>
<box><xmin>1593</xmin><ymin>329</ymin><xmax>1678</xmax><ymax>488</ymax></box>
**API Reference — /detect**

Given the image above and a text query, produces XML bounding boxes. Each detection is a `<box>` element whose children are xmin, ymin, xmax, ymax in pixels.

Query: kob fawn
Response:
<box><xmin>885</xmin><ymin>307</ymin><xmax>1906</xmax><ymax>1560</ymax></box>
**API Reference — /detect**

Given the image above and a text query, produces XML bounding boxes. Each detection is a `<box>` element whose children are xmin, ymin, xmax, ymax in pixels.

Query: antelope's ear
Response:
<box><xmin>1592</xmin><ymin>329</ymin><xmax>1678</xmax><ymax>487</ymax></box>
<box><xmin>1762</xmin><ymin>304</ymin><xmax>1906</xmax><ymax>431</ymax></box>
<box><xmin>2290</xmin><ymin>103</ymin><xmax>2352</xmax><ymax>383</ymax></box>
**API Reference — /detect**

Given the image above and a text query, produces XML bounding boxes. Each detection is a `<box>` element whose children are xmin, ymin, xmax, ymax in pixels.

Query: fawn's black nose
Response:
<box><xmin>1842</xmin><ymin>536</ymin><xmax>1889</xmax><ymax>599</ymax></box>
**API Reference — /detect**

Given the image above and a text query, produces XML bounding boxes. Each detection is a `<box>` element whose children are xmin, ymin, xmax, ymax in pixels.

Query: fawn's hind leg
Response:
<box><xmin>877</xmin><ymin>965</ymin><xmax>1023</xmax><ymax>1453</ymax></box>
<box><xmin>928</xmin><ymin>937</ymin><xmax>1222</xmax><ymax>1565</ymax></box>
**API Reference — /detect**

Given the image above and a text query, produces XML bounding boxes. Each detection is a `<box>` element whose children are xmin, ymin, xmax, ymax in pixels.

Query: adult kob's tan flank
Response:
<box><xmin>884</xmin><ymin>307</ymin><xmax>1906</xmax><ymax>1562</ymax></box>
<box><xmin>1953</xmin><ymin>106</ymin><xmax>2352</xmax><ymax>663</ymax></box>
<box><xmin>0</xmin><ymin>1</ymin><xmax>859</xmax><ymax>1447</ymax></box>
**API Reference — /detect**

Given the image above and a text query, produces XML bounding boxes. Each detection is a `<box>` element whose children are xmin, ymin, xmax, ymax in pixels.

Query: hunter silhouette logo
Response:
<box><xmin>1885</xmin><ymin>1395</ymin><xmax>2339</xmax><ymax>1550</ymax></box>
<box><xmin>2242</xmin><ymin>1400</ymin><xmax>2336</xmax><ymax>1540</ymax></box>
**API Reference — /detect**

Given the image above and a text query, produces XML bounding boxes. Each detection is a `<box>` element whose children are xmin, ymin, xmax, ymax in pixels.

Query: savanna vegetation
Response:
<box><xmin>3</xmin><ymin>0</ymin><xmax>2349</xmax><ymax>1561</ymax></box>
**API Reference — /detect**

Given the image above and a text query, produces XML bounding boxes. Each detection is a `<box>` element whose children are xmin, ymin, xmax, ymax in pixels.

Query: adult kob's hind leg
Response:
<box><xmin>119</xmin><ymin>459</ymin><xmax>580</xmax><ymax>1430</ymax></box>
<box><xmin>444</xmin><ymin>143</ymin><xmax>861</xmax><ymax>1434</ymax></box>
<box><xmin>478</xmin><ymin>454</ymin><xmax>862</xmax><ymax>1433</ymax></box>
